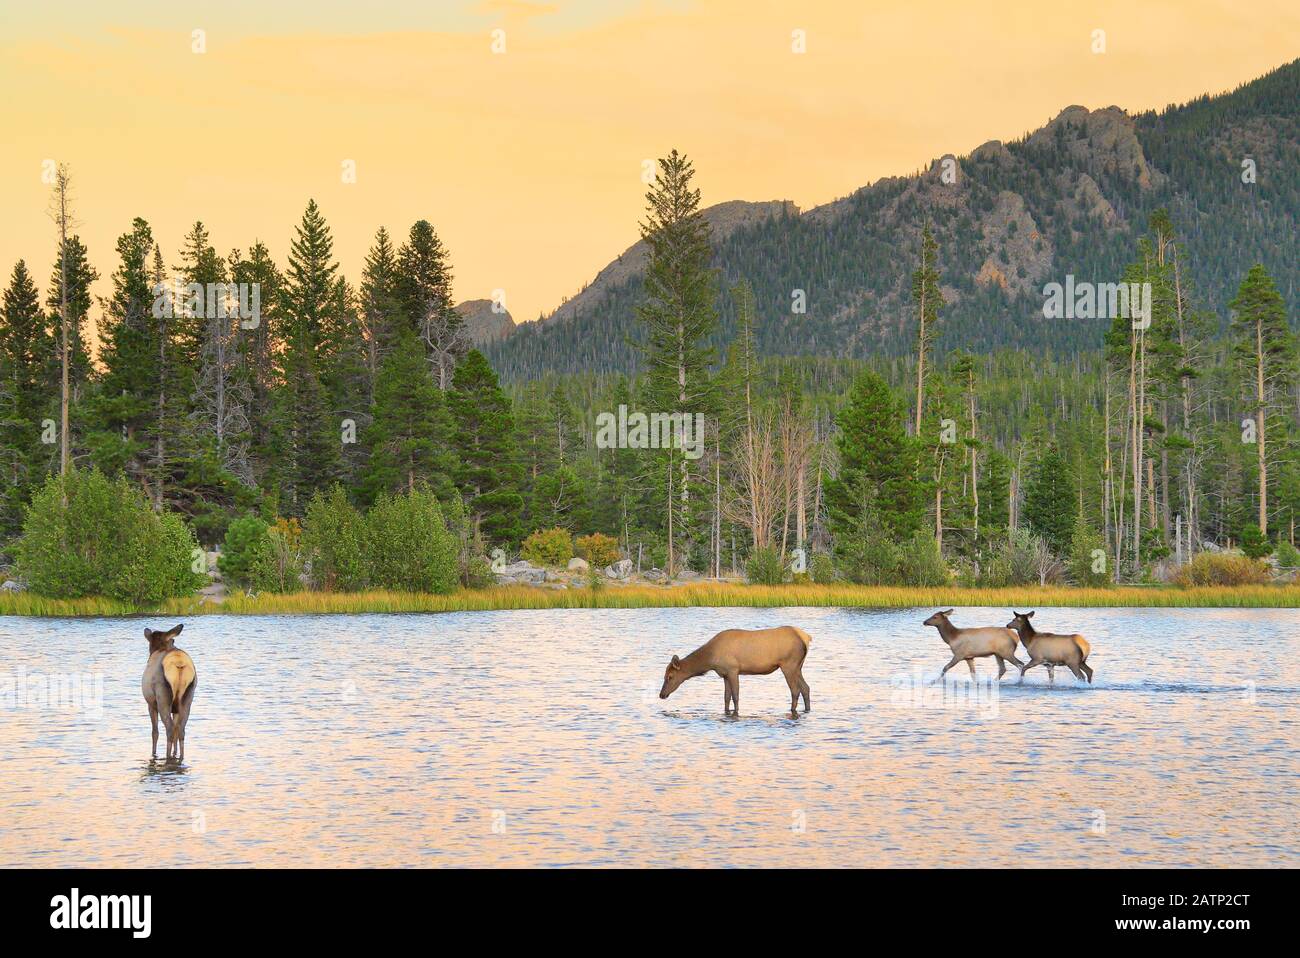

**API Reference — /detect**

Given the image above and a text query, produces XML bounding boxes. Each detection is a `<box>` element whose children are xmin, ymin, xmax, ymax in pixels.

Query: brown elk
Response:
<box><xmin>922</xmin><ymin>609</ymin><xmax>1024</xmax><ymax>681</ymax></box>
<box><xmin>660</xmin><ymin>626</ymin><xmax>812</xmax><ymax>717</ymax></box>
<box><xmin>142</xmin><ymin>624</ymin><xmax>197</xmax><ymax>761</ymax></box>
<box><xmin>1006</xmin><ymin>611</ymin><xmax>1093</xmax><ymax>685</ymax></box>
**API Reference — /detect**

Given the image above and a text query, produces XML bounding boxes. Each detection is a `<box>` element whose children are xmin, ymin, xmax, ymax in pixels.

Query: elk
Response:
<box><xmin>660</xmin><ymin>626</ymin><xmax>812</xmax><ymax>718</ymax></box>
<box><xmin>1006</xmin><ymin>611</ymin><xmax>1093</xmax><ymax>685</ymax></box>
<box><xmin>142</xmin><ymin>624</ymin><xmax>197</xmax><ymax>761</ymax></box>
<box><xmin>922</xmin><ymin>609</ymin><xmax>1023</xmax><ymax>681</ymax></box>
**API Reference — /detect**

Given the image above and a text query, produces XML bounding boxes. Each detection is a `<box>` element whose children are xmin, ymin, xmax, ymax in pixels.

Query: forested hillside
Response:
<box><xmin>486</xmin><ymin>59</ymin><xmax>1299</xmax><ymax>381</ymax></box>
<box><xmin>1</xmin><ymin>64</ymin><xmax>1296</xmax><ymax>603</ymax></box>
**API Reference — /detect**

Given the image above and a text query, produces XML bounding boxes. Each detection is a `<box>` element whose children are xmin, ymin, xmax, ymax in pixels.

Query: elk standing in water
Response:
<box><xmin>142</xmin><ymin>624</ymin><xmax>197</xmax><ymax>761</ymax></box>
<box><xmin>660</xmin><ymin>626</ymin><xmax>812</xmax><ymax>718</ymax></box>
<box><xmin>922</xmin><ymin>609</ymin><xmax>1023</xmax><ymax>681</ymax></box>
<box><xmin>1006</xmin><ymin>611</ymin><xmax>1093</xmax><ymax>684</ymax></box>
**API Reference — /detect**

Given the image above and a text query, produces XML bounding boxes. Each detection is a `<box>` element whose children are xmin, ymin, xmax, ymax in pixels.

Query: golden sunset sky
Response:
<box><xmin>2</xmin><ymin>0</ymin><xmax>1296</xmax><ymax>328</ymax></box>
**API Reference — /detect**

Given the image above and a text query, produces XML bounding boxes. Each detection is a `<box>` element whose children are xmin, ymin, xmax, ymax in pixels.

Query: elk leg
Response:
<box><xmin>939</xmin><ymin>656</ymin><xmax>961</xmax><ymax>683</ymax></box>
<box><xmin>1047</xmin><ymin>666</ymin><xmax>1056</xmax><ymax>686</ymax></box>
<box><xmin>1067</xmin><ymin>664</ymin><xmax>1086</xmax><ymax>683</ymax></box>
<box><xmin>160</xmin><ymin>708</ymin><xmax>176</xmax><ymax>761</ymax></box>
<box><xmin>782</xmin><ymin>665</ymin><xmax>800</xmax><ymax>716</ymax></box>
<box><xmin>994</xmin><ymin>656</ymin><xmax>1007</xmax><ymax>679</ymax></box>
<box><xmin>798</xmin><ymin>676</ymin><xmax>811</xmax><ymax>712</ymax></box>
<box><xmin>148</xmin><ymin>701</ymin><xmax>159</xmax><ymax>759</ymax></box>
<box><xmin>966</xmin><ymin>658</ymin><xmax>977</xmax><ymax>679</ymax></box>
<box><xmin>726</xmin><ymin>673</ymin><xmax>740</xmax><ymax>717</ymax></box>
<box><xmin>1019</xmin><ymin>658</ymin><xmax>1043</xmax><ymax>684</ymax></box>
<box><xmin>1080</xmin><ymin>661</ymin><xmax>1093</xmax><ymax>684</ymax></box>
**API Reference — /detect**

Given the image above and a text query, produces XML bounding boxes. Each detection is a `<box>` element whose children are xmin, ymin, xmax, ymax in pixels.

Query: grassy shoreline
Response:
<box><xmin>1</xmin><ymin>581</ymin><xmax>1297</xmax><ymax>617</ymax></box>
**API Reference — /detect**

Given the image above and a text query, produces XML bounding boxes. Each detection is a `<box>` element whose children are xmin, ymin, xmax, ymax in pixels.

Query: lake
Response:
<box><xmin>0</xmin><ymin>606</ymin><xmax>1295</xmax><ymax>867</ymax></box>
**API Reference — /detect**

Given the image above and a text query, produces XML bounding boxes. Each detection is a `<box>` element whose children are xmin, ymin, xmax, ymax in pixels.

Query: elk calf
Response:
<box><xmin>922</xmin><ymin>609</ymin><xmax>1023</xmax><ymax>681</ymax></box>
<box><xmin>1006</xmin><ymin>611</ymin><xmax>1093</xmax><ymax>685</ymax></box>
<box><xmin>141</xmin><ymin>624</ymin><xmax>197</xmax><ymax>761</ymax></box>
<box><xmin>660</xmin><ymin>626</ymin><xmax>812</xmax><ymax>717</ymax></box>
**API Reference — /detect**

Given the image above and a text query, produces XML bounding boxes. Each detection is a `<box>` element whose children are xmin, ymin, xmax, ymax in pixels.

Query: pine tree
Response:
<box><xmin>1229</xmin><ymin>264</ymin><xmax>1294</xmax><ymax>538</ymax></box>
<box><xmin>448</xmin><ymin>350</ymin><xmax>524</xmax><ymax>547</ymax></box>
<box><xmin>1023</xmin><ymin>444</ymin><xmax>1077</xmax><ymax>555</ymax></box>
<box><xmin>89</xmin><ymin>218</ymin><xmax>160</xmax><ymax>485</ymax></box>
<box><xmin>359</xmin><ymin>227</ymin><xmax>403</xmax><ymax>402</ymax></box>
<box><xmin>634</xmin><ymin>149</ymin><xmax>718</xmax><ymax>572</ymax></box>
<box><xmin>910</xmin><ymin>223</ymin><xmax>943</xmax><ymax>435</ymax></box>
<box><xmin>825</xmin><ymin>370</ymin><xmax>923</xmax><ymax>544</ymax></box>
<box><xmin>45</xmin><ymin>235</ymin><xmax>97</xmax><ymax>402</ymax></box>
<box><xmin>0</xmin><ymin>261</ymin><xmax>54</xmax><ymax>534</ymax></box>
<box><xmin>397</xmin><ymin>220</ymin><xmax>461</xmax><ymax>389</ymax></box>
<box><xmin>361</xmin><ymin>326</ymin><xmax>456</xmax><ymax>504</ymax></box>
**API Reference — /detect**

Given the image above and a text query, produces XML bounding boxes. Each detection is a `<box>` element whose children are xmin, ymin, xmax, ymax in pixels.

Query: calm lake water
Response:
<box><xmin>0</xmin><ymin>606</ymin><xmax>1296</xmax><ymax>868</ymax></box>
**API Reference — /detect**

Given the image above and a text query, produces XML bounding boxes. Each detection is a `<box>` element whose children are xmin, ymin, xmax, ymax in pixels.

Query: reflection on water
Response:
<box><xmin>0</xmin><ymin>606</ymin><xmax>1296</xmax><ymax>867</ymax></box>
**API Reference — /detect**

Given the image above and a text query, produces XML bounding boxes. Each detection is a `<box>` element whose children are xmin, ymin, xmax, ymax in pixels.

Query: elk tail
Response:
<box><xmin>791</xmin><ymin>627</ymin><xmax>813</xmax><ymax>649</ymax></box>
<box><xmin>163</xmin><ymin>651</ymin><xmax>194</xmax><ymax>711</ymax></box>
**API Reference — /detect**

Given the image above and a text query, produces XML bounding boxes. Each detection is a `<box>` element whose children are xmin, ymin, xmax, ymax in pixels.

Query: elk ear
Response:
<box><xmin>670</xmin><ymin>655</ymin><xmax>681</xmax><ymax>669</ymax></box>
<box><xmin>143</xmin><ymin>628</ymin><xmax>154</xmax><ymax>641</ymax></box>
<box><xmin>1027</xmin><ymin>611</ymin><xmax>1035</xmax><ymax>619</ymax></box>
<box><xmin>169</xmin><ymin>624</ymin><xmax>184</xmax><ymax>637</ymax></box>
<box><xmin>941</xmin><ymin>608</ymin><xmax>954</xmax><ymax>616</ymax></box>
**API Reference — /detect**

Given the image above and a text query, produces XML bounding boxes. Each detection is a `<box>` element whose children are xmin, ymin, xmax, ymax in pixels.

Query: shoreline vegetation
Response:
<box><xmin>2</xmin><ymin>582</ymin><xmax>1297</xmax><ymax>618</ymax></box>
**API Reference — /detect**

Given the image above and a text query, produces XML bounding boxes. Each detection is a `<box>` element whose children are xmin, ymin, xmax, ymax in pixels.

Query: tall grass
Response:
<box><xmin>3</xmin><ymin>581</ymin><xmax>1297</xmax><ymax>618</ymax></box>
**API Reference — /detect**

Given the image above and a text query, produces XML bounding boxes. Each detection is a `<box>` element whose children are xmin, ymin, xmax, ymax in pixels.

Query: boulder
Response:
<box><xmin>604</xmin><ymin>558</ymin><xmax>634</xmax><ymax>580</ymax></box>
<box><xmin>643</xmin><ymin>568</ymin><xmax>668</xmax><ymax>583</ymax></box>
<box><xmin>676</xmin><ymin>569</ymin><xmax>703</xmax><ymax>582</ymax></box>
<box><xmin>497</xmin><ymin>560</ymin><xmax>547</xmax><ymax>586</ymax></box>
<box><xmin>0</xmin><ymin>579</ymin><xmax>26</xmax><ymax>593</ymax></box>
<box><xmin>567</xmin><ymin>557</ymin><xmax>589</xmax><ymax>573</ymax></box>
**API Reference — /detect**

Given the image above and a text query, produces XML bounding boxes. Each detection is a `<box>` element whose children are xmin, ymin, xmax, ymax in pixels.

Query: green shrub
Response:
<box><xmin>521</xmin><ymin>527</ymin><xmax>574</xmax><ymax>567</ymax></box>
<box><xmin>1239</xmin><ymin>524</ymin><xmax>1272</xmax><ymax>560</ymax></box>
<box><xmin>1069</xmin><ymin>523</ymin><xmax>1112</xmax><ymax>587</ymax></box>
<box><xmin>809</xmin><ymin>552</ymin><xmax>836</xmax><ymax>584</ymax></box>
<box><xmin>1174</xmin><ymin>552</ymin><xmax>1271</xmax><ymax>587</ymax></box>
<box><xmin>303</xmin><ymin>485</ymin><xmax>369</xmax><ymax>590</ymax></box>
<box><xmin>16</xmin><ymin>467</ymin><xmax>204</xmax><ymax>605</ymax></box>
<box><xmin>896</xmin><ymin>532</ymin><xmax>951</xmax><ymax>587</ymax></box>
<box><xmin>1275</xmin><ymin>540</ymin><xmax>1300</xmax><ymax>569</ymax></box>
<box><xmin>249</xmin><ymin>518</ymin><xmax>305</xmax><ymax>593</ymax></box>
<box><xmin>837</xmin><ymin>532</ymin><xmax>901</xmax><ymax>585</ymax></box>
<box><xmin>462</xmin><ymin>555</ymin><xmax>495</xmax><ymax>589</ymax></box>
<box><xmin>366</xmin><ymin>486</ymin><xmax>458</xmax><ymax>593</ymax></box>
<box><xmin>746</xmin><ymin>545</ymin><xmax>786</xmax><ymax>585</ymax></box>
<box><xmin>575</xmin><ymin>532</ymin><xmax>620</xmax><ymax>569</ymax></box>
<box><xmin>219</xmin><ymin>515</ymin><xmax>271</xmax><ymax>588</ymax></box>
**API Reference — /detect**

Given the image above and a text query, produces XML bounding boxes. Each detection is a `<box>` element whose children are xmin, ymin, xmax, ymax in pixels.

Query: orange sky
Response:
<box><xmin>2</xmin><ymin>1</ymin><xmax>1296</xmax><ymax>329</ymax></box>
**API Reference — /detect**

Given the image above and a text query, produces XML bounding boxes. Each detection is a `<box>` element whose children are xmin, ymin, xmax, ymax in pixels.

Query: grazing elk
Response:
<box><xmin>922</xmin><ymin>609</ymin><xmax>1024</xmax><ymax>681</ymax></box>
<box><xmin>1006</xmin><ymin>611</ymin><xmax>1093</xmax><ymax>685</ymax></box>
<box><xmin>660</xmin><ymin>626</ymin><xmax>812</xmax><ymax>718</ymax></box>
<box><xmin>142</xmin><ymin>624</ymin><xmax>197</xmax><ymax>761</ymax></box>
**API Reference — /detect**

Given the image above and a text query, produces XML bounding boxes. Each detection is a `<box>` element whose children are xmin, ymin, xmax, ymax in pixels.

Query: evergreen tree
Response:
<box><xmin>910</xmin><ymin>223</ymin><xmax>943</xmax><ymax>435</ymax></box>
<box><xmin>88</xmin><ymin>218</ymin><xmax>160</xmax><ymax>485</ymax></box>
<box><xmin>397</xmin><ymin>220</ymin><xmax>461</xmax><ymax>389</ymax></box>
<box><xmin>0</xmin><ymin>261</ymin><xmax>54</xmax><ymax>535</ymax></box>
<box><xmin>1022</xmin><ymin>444</ymin><xmax>1077</xmax><ymax>555</ymax></box>
<box><xmin>45</xmin><ymin>235</ymin><xmax>97</xmax><ymax>401</ymax></box>
<box><xmin>448</xmin><ymin>350</ymin><xmax>524</xmax><ymax>546</ymax></box>
<box><xmin>361</xmin><ymin>326</ymin><xmax>456</xmax><ymax>504</ymax></box>
<box><xmin>825</xmin><ymin>370</ymin><xmax>923</xmax><ymax>545</ymax></box>
<box><xmin>634</xmin><ymin>149</ymin><xmax>718</xmax><ymax>572</ymax></box>
<box><xmin>1228</xmin><ymin>264</ymin><xmax>1294</xmax><ymax>537</ymax></box>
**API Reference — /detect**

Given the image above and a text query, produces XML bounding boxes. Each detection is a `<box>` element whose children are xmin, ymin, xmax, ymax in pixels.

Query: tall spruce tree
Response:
<box><xmin>361</xmin><ymin>326</ymin><xmax>456</xmax><ymax>504</ymax></box>
<box><xmin>825</xmin><ymin>370</ymin><xmax>923</xmax><ymax>544</ymax></box>
<box><xmin>397</xmin><ymin>220</ymin><xmax>461</xmax><ymax>389</ymax></box>
<box><xmin>448</xmin><ymin>349</ymin><xmax>524</xmax><ymax>547</ymax></box>
<box><xmin>634</xmin><ymin>149</ymin><xmax>718</xmax><ymax>573</ymax></box>
<box><xmin>1229</xmin><ymin>264</ymin><xmax>1294</xmax><ymax>538</ymax></box>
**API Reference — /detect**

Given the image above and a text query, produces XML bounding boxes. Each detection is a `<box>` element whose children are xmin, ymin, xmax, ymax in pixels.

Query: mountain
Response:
<box><xmin>455</xmin><ymin>298</ymin><xmax>515</xmax><ymax>346</ymax></box>
<box><xmin>486</xmin><ymin>59</ymin><xmax>1300</xmax><ymax>382</ymax></box>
